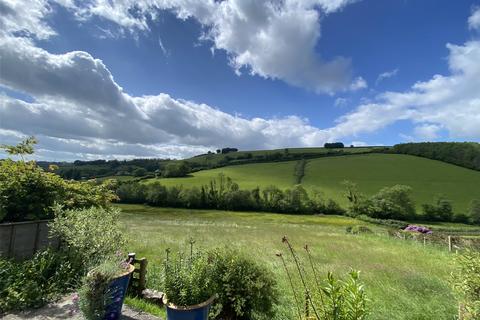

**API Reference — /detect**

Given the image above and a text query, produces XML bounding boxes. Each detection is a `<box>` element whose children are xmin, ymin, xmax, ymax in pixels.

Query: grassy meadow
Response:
<box><xmin>119</xmin><ymin>204</ymin><xmax>458</xmax><ymax>320</ymax></box>
<box><xmin>144</xmin><ymin>153</ymin><xmax>480</xmax><ymax>213</ymax></box>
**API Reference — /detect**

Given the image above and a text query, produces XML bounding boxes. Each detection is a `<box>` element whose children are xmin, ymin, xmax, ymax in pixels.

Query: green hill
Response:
<box><xmin>144</xmin><ymin>153</ymin><xmax>480</xmax><ymax>213</ymax></box>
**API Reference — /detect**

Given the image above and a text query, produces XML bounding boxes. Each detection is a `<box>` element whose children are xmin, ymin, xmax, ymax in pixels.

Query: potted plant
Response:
<box><xmin>78</xmin><ymin>256</ymin><xmax>134</xmax><ymax>320</ymax></box>
<box><xmin>162</xmin><ymin>249</ymin><xmax>215</xmax><ymax>320</ymax></box>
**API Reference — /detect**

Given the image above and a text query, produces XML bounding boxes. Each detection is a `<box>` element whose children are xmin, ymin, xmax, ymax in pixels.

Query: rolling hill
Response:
<box><xmin>144</xmin><ymin>153</ymin><xmax>480</xmax><ymax>213</ymax></box>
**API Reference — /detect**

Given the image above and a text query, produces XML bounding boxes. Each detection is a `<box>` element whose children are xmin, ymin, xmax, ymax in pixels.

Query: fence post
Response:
<box><xmin>423</xmin><ymin>236</ymin><xmax>426</xmax><ymax>247</ymax></box>
<box><xmin>138</xmin><ymin>258</ymin><xmax>148</xmax><ymax>294</ymax></box>
<box><xmin>448</xmin><ymin>236</ymin><xmax>452</xmax><ymax>252</ymax></box>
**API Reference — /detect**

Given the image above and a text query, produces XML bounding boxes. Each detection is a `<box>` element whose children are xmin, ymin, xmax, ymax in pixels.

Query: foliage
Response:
<box><xmin>324</xmin><ymin>142</ymin><xmax>345</xmax><ymax>149</ymax></box>
<box><xmin>294</xmin><ymin>159</ymin><xmax>307</xmax><ymax>184</ymax></box>
<box><xmin>277</xmin><ymin>237</ymin><xmax>369</xmax><ymax>320</ymax></box>
<box><xmin>0</xmin><ymin>138</ymin><xmax>117</xmax><ymax>223</ymax></box>
<box><xmin>0</xmin><ymin>136</ymin><xmax>37</xmax><ymax>160</ymax></box>
<box><xmin>469</xmin><ymin>199</ymin><xmax>480</xmax><ymax>225</ymax></box>
<box><xmin>451</xmin><ymin>250</ymin><xmax>480</xmax><ymax>319</ymax></box>
<box><xmin>349</xmin><ymin>185</ymin><xmax>416</xmax><ymax>221</ymax></box>
<box><xmin>346</xmin><ymin>225</ymin><xmax>373</xmax><ymax>234</ymax></box>
<box><xmin>78</xmin><ymin>256</ymin><xmax>131</xmax><ymax>320</ymax></box>
<box><xmin>162</xmin><ymin>249</ymin><xmax>215</xmax><ymax>307</ymax></box>
<box><xmin>116</xmin><ymin>175</ymin><xmax>345</xmax><ymax>215</ymax></box>
<box><xmin>393</xmin><ymin>142</ymin><xmax>480</xmax><ymax>171</ymax></box>
<box><xmin>422</xmin><ymin>195</ymin><xmax>454</xmax><ymax>222</ymax></box>
<box><xmin>209</xmin><ymin>249</ymin><xmax>277</xmax><ymax>320</ymax></box>
<box><xmin>49</xmin><ymin>206</ymin><xmax>127</xmax><ymax>272</ymax></box>
<box><xmin>0</xmin><ymin>249</ymin><xmax>77</xmax><ymax>313</ymax></box>
<box><xmin>162</xmin><ymin>162</ymin><xmax>191</xmax><ymax>178</ymax></box>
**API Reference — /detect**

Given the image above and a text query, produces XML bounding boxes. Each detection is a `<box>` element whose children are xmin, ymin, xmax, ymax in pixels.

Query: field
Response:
<box><xmin>144</xmin><ymin>153</ymin><xmax>480</xmax><ymax>213</ymax></box>
<box><xmin>118</xmin><ymin>204</ymin><xmax>457</xmax><ymax>320</ymax></box>
<box><xmin>186</xmin><ymin>146</ymin><xmax>380</xmax><ymax>167</ymax></box>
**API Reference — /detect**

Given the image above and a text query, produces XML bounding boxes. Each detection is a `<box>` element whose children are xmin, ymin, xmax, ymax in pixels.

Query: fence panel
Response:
<box><xmin>0</xmin><ymin>220</ymin><xmax>58</xmax><ymax>260</ymax></box>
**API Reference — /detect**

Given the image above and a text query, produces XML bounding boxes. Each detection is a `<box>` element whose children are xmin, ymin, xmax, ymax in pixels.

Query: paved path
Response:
<box><xmin>3</xmin><ymin>294</ymin><xmax>162</xmax><ymax>320</ymax></box>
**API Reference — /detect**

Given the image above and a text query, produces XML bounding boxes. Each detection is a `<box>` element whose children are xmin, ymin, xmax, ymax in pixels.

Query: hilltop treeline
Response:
<box><xmin>393</xmin><ymin>142</ymin><xmax>480</xmax><ymax>171</ymax></box>
<box><xmin>43</xmin><ymin>147</ymin><xmax>380</xmax><ymax>180</ymax></box>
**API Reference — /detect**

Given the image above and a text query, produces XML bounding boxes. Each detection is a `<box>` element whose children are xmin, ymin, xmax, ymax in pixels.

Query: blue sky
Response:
<box><xmin>1</xmin><ymin>0</ymin><xmax>480</xmax><ymax>160</ymax></box>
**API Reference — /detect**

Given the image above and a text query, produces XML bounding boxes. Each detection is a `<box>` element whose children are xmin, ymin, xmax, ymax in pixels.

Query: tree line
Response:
<box><xmin>115</xmin><ymin>176</ymin><xmax>480</xmax><ymax>225</ymax></box>
<box><xmin>116</xmin><ymin>174</ymin><xmax>345</xmax><ymax>215</ymax></box>
<box><xmin>393</xmin><ymin>142</ymin><xmax>480</xmax><ymax>171</ymax></box>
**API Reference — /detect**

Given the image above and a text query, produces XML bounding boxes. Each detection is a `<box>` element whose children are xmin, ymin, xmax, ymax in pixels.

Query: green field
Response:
<box><xmin>144</xmin><ymin>153</ymin><xmax>480</xmax><ymax>213</ymax></box>
<box><xmin>119</xmin><ymin>204</ymin><xmax>457</xmax><ymax>320</ymax></box>
<box><xmin>186</xmin><ymin>146</ymin><xmax>380</xmax><ymax>167</ymax></box>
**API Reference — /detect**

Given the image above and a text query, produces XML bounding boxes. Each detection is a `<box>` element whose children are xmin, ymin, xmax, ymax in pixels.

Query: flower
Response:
<box><xmin>403</xmin><ymin>225</ymin><xmax>432</xmax><ymax>234</ymax></box>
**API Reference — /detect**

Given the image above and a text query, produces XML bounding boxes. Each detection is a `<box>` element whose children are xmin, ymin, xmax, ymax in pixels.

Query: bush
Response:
<box><xmin>0</xmin><ymin>138</ymin><xmax>117</xmax><ymax>222</ymax></box>
<box><xmin>346</xmin><ymin>225</ymin><xmax>373</xmax><ymax>234</ymax></box>
<box><xmin>350</xmin><ymin>185</ymin><xmax>416</xmax><ymax>220</ymax></box>
<box><xmin>0</xmin><ymin>249</ymin><xmax>77</xmax><ymax>313</ymax></box>
<box><xmin>162</xmin><ymin>250</ymin><xmax>214</xmax><ymax>307</ymax></box>
<box><xmin>49</xmin><ymin>206</ymin><xmax>127</xmax><ymax>272</ymax></box>
<box><xmin>422</xmin><ymin>195</ymin><xmax>454</xmax><ymax>221</ymax></box>
<box><xmin>469</xmin><ymin>199</ymin><xmax>480</xmax><ymax>225</ymax></box>
<box><xmin>209</xmin><ymin>249</ymin><xmax>277</xmax><ymax>320</ymax></box>
<box><xmin>78</xmin><ymin>256</ymin><xmax>132</xmax><ymax>320</ymax></box>
<box><xmin>451</xmin><ymin>250</ymin><xmax>480</xmax><ymax>319</ymax></box>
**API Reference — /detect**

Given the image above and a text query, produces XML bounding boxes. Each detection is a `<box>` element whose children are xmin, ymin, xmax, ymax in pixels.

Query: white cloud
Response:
<box><xmin>51</xmin><ymin>0</ymin><xmax>361</xmax><ymax>93</ymax></box>
<box><xmin>0</xmin><ymin>0</ymin><xmax>55</xmax><ymax>40</ymax></box>
<box><xmin>329</xmin><ymin>40</ymin><xmax>480</xmax><ymax>141</ymax></box>
<box><xmin>469</xmin><ymin>7</ymin><xmax>480</xmax><ymax>30</ymax></box>
<box><xmin>334</xmin><ymin>97</ymin><xmax>349</xmax><ymax>107</ymax></box>
<box><xmin>413</xmin><ymin>124</ymin><xmax>442</xmax><ymax>141</ymax></box>
<box><xmin>349</xmin><ymin>76</ymin><xmax>368</xmax><ymax>91</ymax></box>
<box><xmin>0</xmin><ymin>35</ymin><xmax>340</xmax><ymax>159</ymax></box>
<box><xmin>375</xmin><ymin>68</ymin><xmax>399</xmax><ymax>85</ymax></box>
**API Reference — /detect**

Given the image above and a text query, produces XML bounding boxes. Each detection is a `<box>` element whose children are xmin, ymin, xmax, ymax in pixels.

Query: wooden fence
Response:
<box><xmin>0</xmin><ymin>220</ymin><xmax>59</xmax><ymax>260</ymax></box>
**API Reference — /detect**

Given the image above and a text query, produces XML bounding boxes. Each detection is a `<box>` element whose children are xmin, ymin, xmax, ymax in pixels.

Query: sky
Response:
<box><xmin>0</xmin><ymin>0</ymin><xmax>480</xmax><ymax>161</ymax></box>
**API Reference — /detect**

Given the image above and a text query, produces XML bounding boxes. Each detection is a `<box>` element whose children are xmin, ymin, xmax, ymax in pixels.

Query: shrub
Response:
<box><xmin>209</xmin><ymin>249</ymin><xmax>277</xmax><ymax>320</ymax></box>
<box><xmin>422</xmin><ymin>195</ymin><xmax>454</xmax><ymax>221</ymax></box>
<box><xmin>0</xmin><ymin>138</ymin><xmax>117</xmax><ymax>223</ymax></box>
<box><xmin>469</xmin><ymin>199</ymin><xmax>480</xmax><ymax>225</ymax></box>
<box><xmin>49</xmin><ymin>206</ymin><xmax>127</xmax><ymax>272</ymax></box>
<box><xmin>451</xmin><ymin>250</ymin><xmax>480</xmax><ymax>319</ymax></box>
<box><xmin>0</xmin><ymin>249</ymin><xmax>77</xmax><ymax>313</ymax></box>
<box><xmin>346</xmin><ymin>225</ymin><xmax>373</xmax><ymax>234</ymax></box>
<box><xmin>78</xmin><ymin>256</ymin><xmax>132</xmax><ymax>320</ymax></box>
<box><xmin>162</xmin><ymin>249</ymin><xmax>214</xmax><ymax>307</ymax></box>
<box><xmin>350</xmin><ymin>185</ymin><xmax>416</xmax><ymax>220</ymax></box>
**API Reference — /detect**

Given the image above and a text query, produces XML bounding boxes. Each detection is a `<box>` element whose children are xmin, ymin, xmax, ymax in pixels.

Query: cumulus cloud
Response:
<box><xmin>0</xmin><ymin>35</ymin><xmax>338</xmax><ymax>159</ymax></box>
<box><xmin>0</xmin><ymin>0</ymin><xmax>55</xmax><ymax>39</ymax></box>
<box><xmin>469</xmin><ymin>7</ymin><xmax>480</xmax><ymax>30</ymax></box>
<box><xmin>329</xmin><ymin>40</ymin><xmax>480</xmax><ymax>141</ymax></box>
<box><xmin>375</xmin><ymin>68</ymin><xmax>399</xmax><ymax>85</ymax></box>
<box><xmin>51</xmin><ymin>0</ymin><xmax>360</xmax><ymax>93</ymax></box>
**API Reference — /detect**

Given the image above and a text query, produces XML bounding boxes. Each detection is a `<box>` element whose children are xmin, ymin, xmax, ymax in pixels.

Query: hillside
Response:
<box><xmin>144</xmin><ymin>153</ymin><xmax>480</xmax><ymax>213</ymax></box>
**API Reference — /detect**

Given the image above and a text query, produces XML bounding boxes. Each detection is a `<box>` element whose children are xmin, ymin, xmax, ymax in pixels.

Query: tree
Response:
<box><xmin>132</xmin><ymin>167</ymin><xmax>147</xmax><ymax>177</ymax></box>
<box><xmin>422</xmin><ymin>195</ymin><xmax>454</xmax><ymax>221</ymax></box>
<box><xmin>324</xmin><ymin>142</ymin><xmax>344</xmax><ymax>148</ymax></box>
<box><xmin>469</xmin><ymin>199</ymin><xmax>480</xmax><ymax>225</ymax></box>
<box><xmin>162</xmin><ymin>162</ymin><xmax>191</xmax><ymax>177</ymax></box>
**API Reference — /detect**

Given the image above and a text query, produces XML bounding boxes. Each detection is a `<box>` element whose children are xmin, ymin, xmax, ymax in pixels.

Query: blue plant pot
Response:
<box><xmin>103</xmin><ymin>264</ymin><xmax>135</xmax><ymax>320</ymax></box>
<box><xmin>163</xmin><ymin>295</ymin><xmax>215</xmax><ymax>320</ymax></box>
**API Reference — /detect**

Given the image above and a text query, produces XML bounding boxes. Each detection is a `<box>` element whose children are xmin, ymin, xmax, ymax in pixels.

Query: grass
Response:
<box><xmin>144</xmin><ymin>153</ymin><xmax>480</xmax><ymax>214</ymax></box>
<box><xmin>118</xmin><ymin>204</ymin><xmax>457</xmax><ymax>320</ymax></box>
<box><xmin>186</xmin><ymin>146</ymin><xmax>379</xmax><ymax>167</ymax></box>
